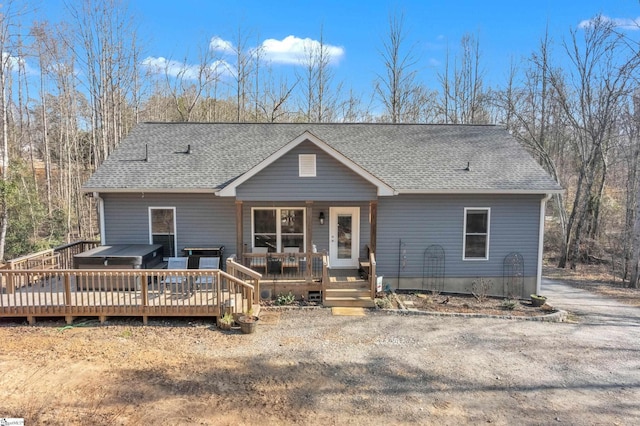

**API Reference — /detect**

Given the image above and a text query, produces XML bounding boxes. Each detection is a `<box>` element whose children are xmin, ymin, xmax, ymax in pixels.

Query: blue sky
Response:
<box><xmin>33</xmin><ymin>0</ymin><xmax>640</xmax><ymax>99</ymax></box>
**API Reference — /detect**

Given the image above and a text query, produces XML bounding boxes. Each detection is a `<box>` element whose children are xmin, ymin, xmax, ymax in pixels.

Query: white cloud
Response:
<box><xmin>428</xmin><ymin>58</ymin><xmax>441</xmax><ymax>67</ymax></box>
<box><xmin>144</xmin><ymin>34</ymin><xmax>345</xmax><ymax>80</ymax></box>
<box><xmin>210</xmin><ymin>36</ymin><xmax>234</xmax><ymax>53</ymax></box>
<box><xmin>259</xmin><ymin>35</ymin><xmax>345</xmax><ymax>65</ymax></box>
<box><xmin>141</xmin><ymin>56</ymin><xmax>232</xmax><ymax>80</ymax></box>
<box><xmin>578</xmin><ymin>15</ymin><xmax>640</xmax><ymax>30</ymax></box>
<box><xmin>2</xmin><ymin>52</ymin><xmax>38</xmax><ymax>75</ymax></box>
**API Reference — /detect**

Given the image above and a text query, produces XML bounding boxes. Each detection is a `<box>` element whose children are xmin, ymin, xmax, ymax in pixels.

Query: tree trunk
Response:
<box><xmin>631</xmin><ymin>187</ymin><xmax>640</xmax><ymax>288</ymax></box>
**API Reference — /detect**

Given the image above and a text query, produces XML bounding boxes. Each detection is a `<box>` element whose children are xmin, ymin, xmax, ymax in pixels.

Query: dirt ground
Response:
<box><xmin>2</xmin><ymin>291</ymin><xmax>640</xmax><ymax>425</ymax></box>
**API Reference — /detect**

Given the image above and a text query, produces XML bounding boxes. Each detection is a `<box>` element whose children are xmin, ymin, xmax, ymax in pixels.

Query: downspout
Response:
<box><xmin>536</xmin><ymin>193</ymin><xmax>553</xmax><ymax>294</ymax></box>
<box><xmin>94</xmin><ymin>192</ymin><xmax>105</xmax><ymax>245</ymax></box>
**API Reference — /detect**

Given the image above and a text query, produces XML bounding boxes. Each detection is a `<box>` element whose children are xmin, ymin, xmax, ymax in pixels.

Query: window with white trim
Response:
<box><xmin>252</xmin><ymin>208</ymin><xmax>305</xmax><ymax>252</ymax></box>
<box><xmin>299</xmin><ymin>154</ymin><xmax>316</xmax><ymax>177</ymax></box>
<box><xmin>149</xmin><ymin>207</ymin><xmax>177</xmax><ymax>257</ymax></box>
<box><xmin>463</xmin><ymin>208</ymin><xmax>490</xmax><ymax>260</ymax></box>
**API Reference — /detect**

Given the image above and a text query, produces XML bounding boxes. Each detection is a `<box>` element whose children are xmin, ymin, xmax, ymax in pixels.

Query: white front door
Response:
<box><xmin>329</xmin><ymin>207</ymin><xmax>360</xmax><ymax>268</ymax></box>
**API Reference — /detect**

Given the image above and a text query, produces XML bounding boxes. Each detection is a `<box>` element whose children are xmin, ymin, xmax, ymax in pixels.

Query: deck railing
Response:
<box><xmin>54</xmin><ymin>240</ymin><xmax>101</xmax><ymax>269</ymax></box>
<box><xmin>226</xmin><ymin>256</ymin><xmax>262</xmax><ymax>304</ymax></box>
<box><xmin>241</xmin><ymin>252</ymin><xmax>324</xmax><ymax>282</ymax></box>
<box><xmin>2</xmin><ymin>240</ymin><xmax>100</xmax><ymax>271</ymax></box>
<box><xmin>0</xmin><ymin>268</ymin><xmax>254</xmax><ymax>324</ymax></box>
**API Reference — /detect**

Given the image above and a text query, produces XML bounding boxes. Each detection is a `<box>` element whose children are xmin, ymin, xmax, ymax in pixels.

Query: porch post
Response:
<box><xmin>369</xmin><ymin>200</ymin><xmax>378</xmax><ymax>254</ymax></box>
<box><xmin>306</xmin><ymin>201</ymin><xmax>313</xmax><ymax>281</ymax></box>
<box><xmin>236</xmin><ymin>201</ymin><xmax>243</xmax><ymax>261</ymax></box>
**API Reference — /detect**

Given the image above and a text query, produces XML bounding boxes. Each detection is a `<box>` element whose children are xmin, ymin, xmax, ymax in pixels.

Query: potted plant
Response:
<box><xmin>218</xmin><ymin>312</ymin><xmax>234</xmax><ymax>331</ymax></box>
<box><xmin>530</xmin><ymin>294</ymin><xmax>547</xmax><ymax>307</ymax></box>
<box><xmin>236</xmin><ymin>308</ymin><xmax>259</xmax><ymax>334</ymax></box>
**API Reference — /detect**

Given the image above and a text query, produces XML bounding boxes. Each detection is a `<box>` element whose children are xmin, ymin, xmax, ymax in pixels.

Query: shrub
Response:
<box><xmin>501</xmin><ymin>299</ymin><xmax>518</xmax><ymax>310</ymax></box>
<box><xmin>471</xmin><ymin>278</ymin><xmax>492</xmax><ymax>302</ymax></box>
<box><xmin>276</xmin><ymin>291</ymin><xmax>296</xmax><ymax>306</ymax></box>
<box><xmin>375</xmin><ymin>296</ymin><xmax>392</xmax><ymax>309</ymax></box>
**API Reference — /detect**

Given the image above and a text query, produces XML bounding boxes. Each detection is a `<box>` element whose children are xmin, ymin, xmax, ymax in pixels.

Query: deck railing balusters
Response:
<box><xmin>0</xmin><ymin>268</ymin><xmax>254</xmax><ymax>323</ymax></box>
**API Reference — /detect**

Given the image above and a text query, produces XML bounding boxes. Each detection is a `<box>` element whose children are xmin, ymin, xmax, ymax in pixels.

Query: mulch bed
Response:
<box><xmin>392</xmin><ymin>291</ymin><xmax>555</xmax><ymax>317</ymax></box>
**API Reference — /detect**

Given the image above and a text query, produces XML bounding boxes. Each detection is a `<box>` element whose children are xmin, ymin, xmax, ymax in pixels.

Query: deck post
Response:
<box><xmin>141</xmin><ymin>273</ymin><xmax>149</xmax><ymax>307</ymax></box>
<box><xmin>369</xmin><ymin>200</ymin><xmax>377</xmax><ymax>254</ymax></box>
<box><xmin>321</xmin><ymin>255</ymin><xmax>328</xmax><ymax>303</ymax></box>
<box><xmin>217</xmin><ymin>272</ymin><xmax>223</xmax><ymax>314</ymax></box>
<box><xmin>236</xmin><ymin>201</ymin><xmax>243</xmax><ymax>263</ymax></box>
<box><xmin>64</xmin><ymin>274</ymin><xmax>72</xmax><ymax>307</ymax></box>
<box><xmin>306</xmin><ymin>201</ymin><xmax>313</xmax><ymax>283</ymax></box>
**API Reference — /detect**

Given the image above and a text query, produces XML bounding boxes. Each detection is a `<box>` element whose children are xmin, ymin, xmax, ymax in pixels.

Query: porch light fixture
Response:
<box><xmin>319</xmin><ymin>212</ymin><xmax>325</xmax><ymax>225</ymax></box>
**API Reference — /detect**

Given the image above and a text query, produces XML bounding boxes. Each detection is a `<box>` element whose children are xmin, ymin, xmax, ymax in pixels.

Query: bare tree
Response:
<box><xmin>228</xmin><ymin>26</ymin><xmax>255</xmax><ymax>122</ymax></box>
<box><xmin>375</xmin><ymin>11</ymin><xmax>418</xmax><ymax>123</ymax></box>
<box><xmin>65</xmin><ymin>0</ymin><xmax>141</xmax><ymax>168</ymax></box>
<box><xmin>631</xmin><ymin>188</ymin><xmax>640</xmax><ymax>287</ymax></box>
<box><xmin>438</xmin><ymin>32</ymin><xmax>487</xmax><ymax>124</ymax></box>
<box><xmin>298</xmin><ymin>27</ymin><xmax>341</xmax><ymax>123</ymax></box>
<box><xmin>0</xmin><ymin>1</ymin><xmax>18</xmax><ymax>261</ymax></box>
<box><xmin>162</xmin><ymin>47</ymin><xmax>221</xmax><ymax>122</ymax></box>
<box><xmin>547</xmin><ymin>15</ymin><xmax>640</xmax><ymax>269</ymax></box>
<box><xmin>495</xmin><ymin>30</ymin><xmax>569</xmax><ymax>255</ymax></box>
<box><xmin>256</xmin><ymin>68</ymin><xmax>298</xmax><ymax>122</ymax></box>
<box><xmin>621</xmin><ymin>92</ymin><xmax>640</xmax><ymax>286</ymax></box>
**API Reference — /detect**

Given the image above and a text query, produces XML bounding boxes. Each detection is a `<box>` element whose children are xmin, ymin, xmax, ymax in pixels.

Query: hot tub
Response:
<box><xmin>74</xmin><ymin>244</ymin><xmax>164</xmax><ymax>290</ymax></box>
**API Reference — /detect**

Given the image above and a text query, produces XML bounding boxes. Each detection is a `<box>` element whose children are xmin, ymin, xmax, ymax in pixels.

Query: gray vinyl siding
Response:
<box><xmin>376</xmin><ymin>194</ymin><xmax>542</xmax><ymax>279</ymax></box>
<box><xmin>236</xmin><ymin>140</ymin><xmax>377</xmax><ymax>201</ymax></box>
<box><xmin>101</xmin><ymin>193</ymin><xmax>237</xmax><ymax>255</ymax></box>
<box><xmin>242</xmin><ymin>201</ymin><xmax>371</xmax><ymax>258</ymax></box>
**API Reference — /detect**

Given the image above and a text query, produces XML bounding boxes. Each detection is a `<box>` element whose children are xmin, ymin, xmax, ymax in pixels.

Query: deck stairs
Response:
<box><xmin>324</xmin><ymin>269</ymin><xmax>375</xmax><ymax>308</ymax></box>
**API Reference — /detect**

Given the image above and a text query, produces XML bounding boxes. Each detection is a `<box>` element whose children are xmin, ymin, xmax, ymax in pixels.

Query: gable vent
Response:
<box><xmin>299</xmin><ymin>154</ymin><xmax>316</xmax><ymax>177</ymax></box>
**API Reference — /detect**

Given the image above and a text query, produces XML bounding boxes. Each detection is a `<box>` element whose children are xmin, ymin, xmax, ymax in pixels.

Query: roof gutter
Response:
<box><xmin>82</xmin><ymin>187</ymin><xmax>218</xmax><ymax>194</ymax></box>
<box><xmin>396</xmin><ymin>188</ymin><xmax>564</xmax><ymax>195</ymax></box>
<box><xmin>93</xmin><ymin>192</ymin><xmax>106</xmax><ymax>245</ymax></box>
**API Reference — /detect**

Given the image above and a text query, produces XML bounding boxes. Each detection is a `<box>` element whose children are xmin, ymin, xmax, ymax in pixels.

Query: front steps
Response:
<box><xmin>324</xmin><ymin>289</ymin><xmax>376</xmax><ymax>308</ymax></box>
<box><xmin>324</xmin><ymin>270</ymin><xmax>375</xmax><ymax>308</ymax></box>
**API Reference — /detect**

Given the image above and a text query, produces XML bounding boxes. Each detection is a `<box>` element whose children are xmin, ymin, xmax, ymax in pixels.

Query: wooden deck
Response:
<box><xmin>0</xmin><ymin>268</ymin><xmax>257</xmax><ymax>325</ymax></box>
<box><xmin>0</xmin><ymin>244</ymin><xmax>379</xmax><ymax>323</ymax></box>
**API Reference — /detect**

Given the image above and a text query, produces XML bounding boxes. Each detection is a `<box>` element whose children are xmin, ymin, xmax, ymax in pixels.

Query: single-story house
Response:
<box><xmin>82</xmin><ymin>122</ymin><xmax>562</xmax><ymax>301</ymax></box>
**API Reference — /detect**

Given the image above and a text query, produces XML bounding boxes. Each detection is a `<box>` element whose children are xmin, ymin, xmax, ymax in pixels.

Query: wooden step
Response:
<box><xmin>324</xmin><ymin>287</ymin><xmax>375</xmax><ymax>308</ymax></box>
<box><xmin>326</xmin><ymin>280</ymin><xmax>369</xmax><ymax>290</ymax></box>
<box><xmin>325</xmin><ymin>288</ymin><xmax>371</xmax><ymax>298</ymax></box>
<box><xmin>324</xmin><ymin>296</ymin><xmax>375</xmax><ymax>308</ymax></box>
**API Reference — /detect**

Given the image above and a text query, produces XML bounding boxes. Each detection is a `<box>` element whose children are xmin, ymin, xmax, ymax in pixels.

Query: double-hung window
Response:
<box><xmin>253</xmin><ymin>208</ymin><xmax>305</xmax><ymax>252</ymax></box>
<box><xmin>149</xmin><ymin>207</ymin><xmax>177</xmax><ymax>257</ymax></box>
<box><xmin>463</xmin><ymin>208</ymin><xmax>490</xmax><ymax>260</ymax></box>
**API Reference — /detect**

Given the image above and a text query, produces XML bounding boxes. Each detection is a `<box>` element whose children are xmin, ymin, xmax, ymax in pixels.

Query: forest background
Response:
<box><xmin>0</xmin><ymin>0</ymin><xmax>639</xmax><ymax>287</ymax></box>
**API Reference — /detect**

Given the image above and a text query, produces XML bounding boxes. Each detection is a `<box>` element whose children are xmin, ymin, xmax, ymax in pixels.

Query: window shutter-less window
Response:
<box><xmin>299</xmin><ymin>154</ymin><xmax>316</xmax><ymax>177</ymax></box>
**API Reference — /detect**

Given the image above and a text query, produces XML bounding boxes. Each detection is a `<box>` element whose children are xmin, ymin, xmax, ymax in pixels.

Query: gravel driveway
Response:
<box><xmin>543</xmin><ymin>278</ymin><xmax>640</xmax><ymax>326</ymax></box>
<box><xmin>2</xmin><ymin>278</ymin><xmax>639</xmax><ymax>425</ymax></box>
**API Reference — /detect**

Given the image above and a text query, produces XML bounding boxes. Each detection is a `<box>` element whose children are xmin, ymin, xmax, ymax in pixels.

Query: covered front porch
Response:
<box><xmin>233</xmin><ymin>200</ymin><xmax>378</xmax><ymax>306</ymax></box>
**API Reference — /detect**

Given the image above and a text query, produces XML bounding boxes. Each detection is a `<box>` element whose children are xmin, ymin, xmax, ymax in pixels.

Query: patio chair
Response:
<box><xmin>282</xmin><ymin>247</ymin><xmax>300</xmax><ymax>273</ymax></box>
<box><xmin>161</xmin><ymin>256</ymin><xmax>189</xmax><ymax>293</ymax></box>
<box><xmin>194</xmin><ymin>257</ymin><xmax>220</xmax><ymax>290</ymax></box>
<box><xmin>249</xmin><ymin>247</ymin><xmax>268</xmax><ymax>271</ymax></box>
<box><xmin>198</xmin><ymin>256</ymin><xmax>220</xmax><ymax>269</ymax></box>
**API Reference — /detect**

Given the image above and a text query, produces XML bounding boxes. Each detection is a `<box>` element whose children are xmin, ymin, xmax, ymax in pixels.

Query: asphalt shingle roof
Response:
<box><xmin>83</xmin><ymin>122</ymin><xmax>563</xmax><ymax>193</ymax></box>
